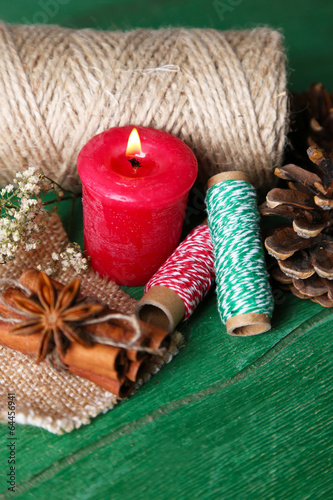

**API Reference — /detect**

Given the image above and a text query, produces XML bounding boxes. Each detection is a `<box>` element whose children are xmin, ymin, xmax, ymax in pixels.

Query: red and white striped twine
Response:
<box><xmin>145</xmin><ymin>223</ymin><xmax>215</xmax><ymax>320</ymax></box>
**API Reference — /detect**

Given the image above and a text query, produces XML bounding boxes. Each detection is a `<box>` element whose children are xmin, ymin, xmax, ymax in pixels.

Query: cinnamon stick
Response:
<box><xmin>126</xmin><ymin>356</ymin><xmax>152</xmax><ymax>383</ymax></box>
<box><xmin>0</xmin><ymin>269</ymin><xmax>169</xmax><ymax>397</ymax></box>
<box><xmin>67</xmin><ymin>366</ymin><xmax>135</xmax><ymax>398</ymax></box>
<box><xmin>0</xmin><ymin>322</ymin><xmax>132</xmax><ymax>398</ymax></box>
<box><xmin>61</xmin><ymin>341</ymin><xmax>128</xmax><ymax>380</ymax></box>
<box><xmin>19</xmin><ymin>269</ymin><xmax>170</xmax><ymax>360</ymax></box>
<box><xmin>0</xmin><ymin>285</ymin><xmax>126</xmax><ymax>378</ymax></box>
<box><xmin>0</xmin><ymin>322</ymin><xmax>40</xmax><ymax>357</ymax></box>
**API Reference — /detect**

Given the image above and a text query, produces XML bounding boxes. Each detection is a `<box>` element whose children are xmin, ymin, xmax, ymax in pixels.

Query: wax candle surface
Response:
<box><xmin>77</xmin><ymin>126</ymin><xmax>198</xmax><ymax>286</ymax></box>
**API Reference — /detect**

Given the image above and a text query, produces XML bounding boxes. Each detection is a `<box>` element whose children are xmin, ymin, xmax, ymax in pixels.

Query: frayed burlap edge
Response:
<box><xmin>0</xmin><ymin>213</ymin><xmax>184</xmax><ymax>434</ymax></box>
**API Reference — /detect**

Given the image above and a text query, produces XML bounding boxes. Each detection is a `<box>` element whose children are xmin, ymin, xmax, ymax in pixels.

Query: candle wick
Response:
<box><xmin>128</xmin><ymin>158</ymin><xmax>142</xmax><ymax>171</ymax></box>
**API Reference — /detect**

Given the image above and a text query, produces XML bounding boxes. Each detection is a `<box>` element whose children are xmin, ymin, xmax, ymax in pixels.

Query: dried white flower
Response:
<box><xmin>0</xmin><ymin>168</ymin><xmax>87</xmax><ymax>276</ymax></box>
<box><xmin>59</xmin><ymin>243</ymin><xmax>88</xmax><ymax>274</ymax></box>
<box><xmin>12</xmin><ymin>231</ymin><xmax>20</xmax><ymax>242</ymax></box>
<box><xmin>24</xmin><ymin>242</ymin><xmax>37</xmax><ymax>251</ymax></box>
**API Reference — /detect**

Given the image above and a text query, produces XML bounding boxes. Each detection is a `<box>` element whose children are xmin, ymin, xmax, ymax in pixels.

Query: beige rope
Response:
<box><xmin>0</xmin><ymin>23</ymin><xmax>287</xmax><ymax>194</ymax></box>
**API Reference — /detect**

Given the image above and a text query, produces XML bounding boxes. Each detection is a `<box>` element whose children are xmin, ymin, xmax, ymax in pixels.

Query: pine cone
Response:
<box><xmin>260</xmin><ymin>146</ymin><xmax>333</xmax><ymax>306</ymax></box>
<box><xmin>303</xmin><ymin>82</ymin><xmax>333</xmax><ymax>152</ymax></box>
<box><xmin>287</xmin><ymin>83</ymin><xmax>333</xmax><ymax>167</ymax></box>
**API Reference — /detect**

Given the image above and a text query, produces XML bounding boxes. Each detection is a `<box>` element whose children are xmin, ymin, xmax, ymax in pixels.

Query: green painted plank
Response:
<box><xmin>0</xmin><ymin>303</ymin><xmax>332</xmax><ymax>496</ymax></box>
<box><xmin>4</xmin><ymin>311</ymin><xmax>332</xmax><ymax>499</ymax></box>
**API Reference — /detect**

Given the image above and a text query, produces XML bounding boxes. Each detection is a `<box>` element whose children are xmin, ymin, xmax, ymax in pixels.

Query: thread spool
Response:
<box><xmin>206</xmin><ymin>172</ymin><xmax>274</xmax><ymax>336</ymax></box>
<box><xmin>136</xmin><ymin>223</ymin><xmax>215</xmax><ymax>331</ymax></box>
<box><xmin>0</xmin><ymin>23</ymin><xmax>287</xmax><ymax>193</ymax></box>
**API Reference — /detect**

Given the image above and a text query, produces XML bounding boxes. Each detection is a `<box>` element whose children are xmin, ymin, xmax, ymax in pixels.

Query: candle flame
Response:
<box><xmin>126</xmin><ymin>128</ymin><xmax>142</xmax><ymax>157</ymax></box>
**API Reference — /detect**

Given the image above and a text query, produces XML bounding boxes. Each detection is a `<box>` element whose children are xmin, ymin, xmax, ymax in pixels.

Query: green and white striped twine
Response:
<box><xmin>206</xmin><ymin>179</ymin><xmax>274</xmax><ymax>326</ymax></box>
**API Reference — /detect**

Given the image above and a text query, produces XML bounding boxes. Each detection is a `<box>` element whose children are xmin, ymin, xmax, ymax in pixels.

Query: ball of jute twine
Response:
<box><xmin>0</xmin><ymin>23</ymin><xmax>288</xmax><ymax>193</ymax></box>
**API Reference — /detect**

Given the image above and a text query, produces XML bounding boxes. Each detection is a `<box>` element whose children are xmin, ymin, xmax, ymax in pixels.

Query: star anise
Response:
<box><xmin>10</xmin><ymin>272</ymin><xmax>104</xmax><ymax>363</ymax></box>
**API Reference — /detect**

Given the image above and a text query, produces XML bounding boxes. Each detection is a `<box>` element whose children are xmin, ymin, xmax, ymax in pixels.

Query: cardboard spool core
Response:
<box><xmin>136</xmin><ymin>286</ymin><xmax>185</xmax><ymax>332</ymax></box>
<box><xmin>226</xmin><ymin>313</ymin><xmax>271</xmax><ymax>336</ymax></box>
<box><xmin>207</xmin><ymin>170</ymin><xmax>250</xmax><ymax>189</ymax></box>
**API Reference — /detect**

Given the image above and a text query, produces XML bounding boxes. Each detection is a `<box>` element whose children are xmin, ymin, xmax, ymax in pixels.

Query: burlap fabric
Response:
<box><xmin>0</xmin><ymin>213</ymin><xmax>183</xmax><ymax>434</ymax></box>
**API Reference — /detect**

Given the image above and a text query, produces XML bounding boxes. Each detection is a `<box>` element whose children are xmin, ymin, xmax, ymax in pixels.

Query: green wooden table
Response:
<box><xmin>0</xmin><ymin>1</ymin><xmax>332</xmax><ymax>498</ymax></box>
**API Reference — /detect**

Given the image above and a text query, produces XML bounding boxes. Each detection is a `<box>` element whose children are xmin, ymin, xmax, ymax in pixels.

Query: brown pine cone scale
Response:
<box><xmin>261</xmin><ymin>136</ymin><xmax>333</xmax><ymax>306</ymax></box>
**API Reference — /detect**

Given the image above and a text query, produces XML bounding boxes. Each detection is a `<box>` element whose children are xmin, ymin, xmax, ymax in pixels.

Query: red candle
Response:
<box><xmin>77</xmin><ymin>125</ymin><xmax>197</xmax><ymax>286</ymax></box>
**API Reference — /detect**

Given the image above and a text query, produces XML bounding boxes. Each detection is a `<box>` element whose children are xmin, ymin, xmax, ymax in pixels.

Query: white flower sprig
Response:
<box><xmin>0</xmin><ymin>168</ymin><xmax>46</xmax><ymax>263</ymax></box>
<box><xmin>0</xmin><ymin>167</ymin><xmax>88</xmax><ymax>275</ymax></box>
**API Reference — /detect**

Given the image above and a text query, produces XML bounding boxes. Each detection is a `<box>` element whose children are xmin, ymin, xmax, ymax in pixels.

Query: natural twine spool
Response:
<box><xmin>0</xmin><ymin>23</ymin><xmax>287</xmax><ymax>193</ymax></box>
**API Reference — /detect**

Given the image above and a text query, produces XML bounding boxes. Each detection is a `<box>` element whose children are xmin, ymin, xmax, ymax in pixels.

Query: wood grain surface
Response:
<box><xmin>0</xmin><ymin>1</ymin><xmax>332</xmax><ymax>499</ymax></box>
